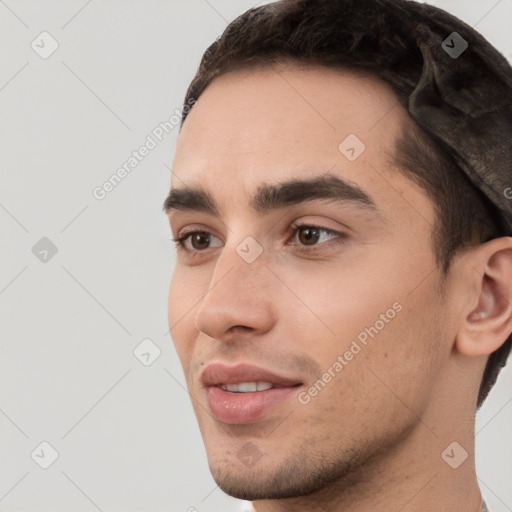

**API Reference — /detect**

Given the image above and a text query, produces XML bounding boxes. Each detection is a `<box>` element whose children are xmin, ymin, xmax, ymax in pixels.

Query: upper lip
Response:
<box><xmin>201</xmin><ymin>363</ymin><xmax>303</xmax><ymax>387</ymax></box>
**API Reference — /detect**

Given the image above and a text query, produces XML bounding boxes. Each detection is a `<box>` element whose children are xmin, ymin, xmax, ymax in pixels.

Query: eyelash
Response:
<box><xmin>170</xmin><ymin>223</ymin><xmax>346</xmax><ymax>258</ymax></box>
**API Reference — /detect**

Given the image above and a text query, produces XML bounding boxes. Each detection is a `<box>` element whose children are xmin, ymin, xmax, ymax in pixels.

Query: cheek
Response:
<box><xmin>167</xmin><ymin>272</ymin><xmax>184</xmax><ymax>328</ymax></box>
<box><xmin>277</xmin><ymin>259</ymin><xmax>404</xmax><ymax>350</ymax></box>
<box><xmin>167</xmin><ymin>270</ymin><xmax>202</xmax><ymax>363</ymax></box>
<box><xmin>293</xmin><ymin>301</ymin><xmax>444</xmax><ymax>443</ymax></box>
<box><xmin>285</xmin><ymin>253</ymin><xmax>445</xmax><ymax>404</ymax></box>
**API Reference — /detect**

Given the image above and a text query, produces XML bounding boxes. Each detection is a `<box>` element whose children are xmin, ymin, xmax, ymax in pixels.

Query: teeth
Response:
<box><xmin>220</xmin><ymin>381</ymin><xmax>274</xmax><ymax>392</ymax></box>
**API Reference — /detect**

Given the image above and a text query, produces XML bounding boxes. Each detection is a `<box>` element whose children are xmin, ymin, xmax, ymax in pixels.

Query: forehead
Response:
<box><xmin>171</xmin><ymin>62</ymin><xmax>414</xmax><ymax>213</ymax></box>
<box><xmin>174</xmin><ymin>63</ymin><xmax>403</xmax><ymax>164</ymax></box>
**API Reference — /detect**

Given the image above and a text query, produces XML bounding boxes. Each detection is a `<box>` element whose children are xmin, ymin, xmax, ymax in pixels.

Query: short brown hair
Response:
<box><xmin>179</xmin><ymin>0</ymin><xmax>511</xmax><ymax>407</ymax></box>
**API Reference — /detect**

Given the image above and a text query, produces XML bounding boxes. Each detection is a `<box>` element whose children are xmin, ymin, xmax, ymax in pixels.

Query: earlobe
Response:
<box><xmin>457</xmin><ymin>237</ymin><xmax>512</xmax><ymax>357</ymax></box>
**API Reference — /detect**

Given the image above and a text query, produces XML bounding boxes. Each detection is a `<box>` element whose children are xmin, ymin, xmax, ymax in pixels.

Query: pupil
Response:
<box><xmin>193</xmin><ymin>233</ymin><xmax>209</xmax><ymax>250</ymax></box>
<box><xmin>301</xmin><ymin>227</ymin><xmax>319</xmax><ymax>245</ymax></box>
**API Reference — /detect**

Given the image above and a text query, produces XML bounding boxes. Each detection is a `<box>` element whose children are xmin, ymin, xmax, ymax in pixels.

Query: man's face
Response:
<box><xmin>166</xmin><ymin>63</ymin><xmax>456</xmax><ymax>500</ymax></box>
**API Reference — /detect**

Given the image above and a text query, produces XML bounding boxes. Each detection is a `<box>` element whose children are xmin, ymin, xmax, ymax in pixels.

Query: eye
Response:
<box><xmin>289</xmin><ymin>223</ymin><xmax>344</xmax><ymax>251</ymax></box>
<box><xmin>171</xmin><ymin>230</ymin><xmax>222</xmax><ymax>253</ymax></box>
<box><xmin>171</xmin><ymin>223</ymin><xmax>346</xmax><ymax>257</ymax></box>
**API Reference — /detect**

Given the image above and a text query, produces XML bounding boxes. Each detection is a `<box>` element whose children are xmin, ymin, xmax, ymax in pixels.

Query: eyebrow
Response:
<box><xmin>162</xmin><ymin>172</ymin><xmax>377</xmax><ymax>217</ymax></box>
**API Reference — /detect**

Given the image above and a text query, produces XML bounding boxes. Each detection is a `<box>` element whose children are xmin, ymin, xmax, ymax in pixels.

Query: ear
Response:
<box><xmin>455</xmin><ymin>237</ymin><xmax>512</xmax><ymax>357</ymax></box>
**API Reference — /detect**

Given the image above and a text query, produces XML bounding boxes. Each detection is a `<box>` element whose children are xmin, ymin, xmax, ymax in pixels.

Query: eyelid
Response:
<box><xmin>172</xmin><ymin>229</ymin><xmax>222</xmax><ymax>251</ymax></box>
<box><xmin>288</xmin><ymin>223</ymin><xmax>347</xmax><ymax>253</ymax></box>
<box><xmin>172</xmin><ymin>222</ymin><xmax>347</xmax><ymax>256</ymax></box>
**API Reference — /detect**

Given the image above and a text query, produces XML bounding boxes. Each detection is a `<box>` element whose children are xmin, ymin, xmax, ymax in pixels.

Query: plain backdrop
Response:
<box><xmin>1</xmin><ymin>1</ymin><xmax>511</xmax><ymax>511</ymax></box>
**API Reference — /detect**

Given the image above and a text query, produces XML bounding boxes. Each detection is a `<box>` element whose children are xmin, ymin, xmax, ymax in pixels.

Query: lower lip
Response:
<box><xmin>206</xmin><ymin>385</ymin><xmax>301</xmax><ymax>424</ymax></box>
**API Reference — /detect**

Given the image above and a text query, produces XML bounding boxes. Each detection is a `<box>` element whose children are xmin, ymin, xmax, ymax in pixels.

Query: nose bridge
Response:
<box><xmin>194</xmin><ymin>236</ymin><xmax>273</xmax><ymax>338</ymax></box>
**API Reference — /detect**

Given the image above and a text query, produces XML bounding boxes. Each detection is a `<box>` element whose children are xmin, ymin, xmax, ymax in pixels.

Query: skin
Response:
<box><xmin>166</xmin><ymin>61</ymin><xmax>512</xmax><ymax>512</ymax></box>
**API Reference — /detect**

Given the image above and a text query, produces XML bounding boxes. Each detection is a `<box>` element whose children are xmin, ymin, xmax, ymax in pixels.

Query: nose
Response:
<box><xmin>193</xmin><ymin>239</ymin><xmax>275</xmax><ymax>343</ymax></box>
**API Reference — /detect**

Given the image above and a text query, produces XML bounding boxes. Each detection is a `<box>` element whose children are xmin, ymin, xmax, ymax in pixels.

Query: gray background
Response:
<box><xmin>1</xmin><ymin>1</ymin><xmax>511</xmax><ymax>511</ymax></box>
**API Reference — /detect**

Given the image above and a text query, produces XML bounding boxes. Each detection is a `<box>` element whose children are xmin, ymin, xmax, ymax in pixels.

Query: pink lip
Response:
<box><xmin>201</xmin><ymin>362</ymin><xmax>302</xmax><ymax>387</ymax></box>
<box><xmin>201</xmin><ymin>363</ymin><xmax>303</xmax><ymax>424</ymax></box>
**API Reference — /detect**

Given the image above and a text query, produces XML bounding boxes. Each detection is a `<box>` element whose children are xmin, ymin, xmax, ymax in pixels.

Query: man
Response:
<box><xmin>163</xmin><ymin>0</ymin><xmax>512</xmax><ymax>510</ymax></box>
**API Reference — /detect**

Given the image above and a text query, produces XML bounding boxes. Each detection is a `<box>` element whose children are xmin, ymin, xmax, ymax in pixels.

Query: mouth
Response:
<box><xmin>201</xmin><ymin>363</ymin><xmax>303</xmax><ymax>424</ymax></box>
<box><xmin>218</xmin><ymin>381</ymin><xmax>294</xmax><ymax>392</ymax></box>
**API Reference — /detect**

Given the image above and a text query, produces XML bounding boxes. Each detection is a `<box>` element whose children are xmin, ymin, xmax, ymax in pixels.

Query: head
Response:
<box><xmin>164</xmin><ymin>0</ymin><xmax>512</xmax><ymax>502</ymax></box>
